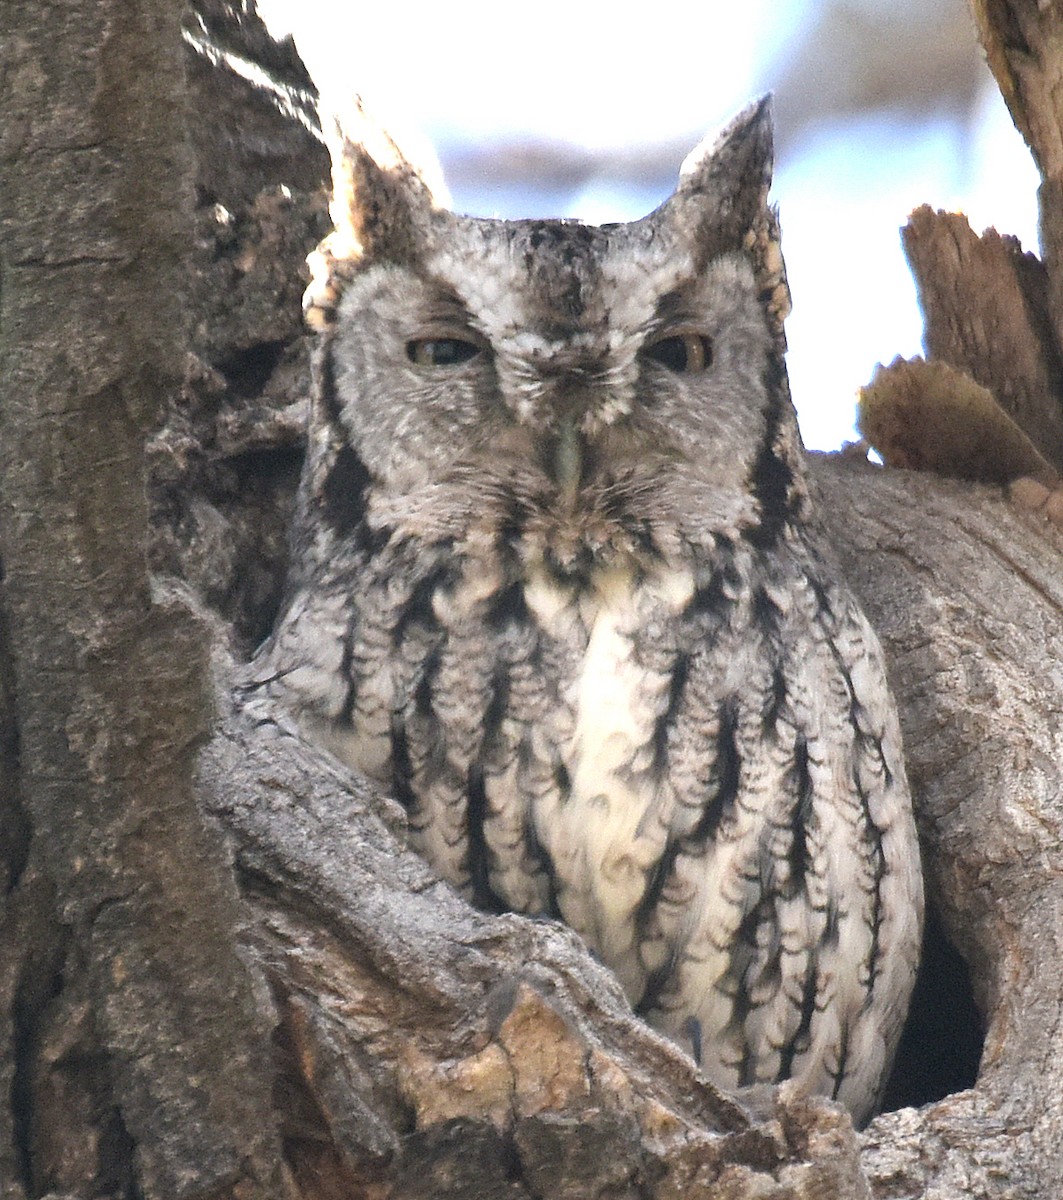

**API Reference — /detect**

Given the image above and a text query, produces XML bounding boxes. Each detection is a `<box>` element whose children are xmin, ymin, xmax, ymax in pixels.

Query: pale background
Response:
<box><xmin>258</xmin><ymin>0</ymin><xmax>1039</xmax><ymax>449</ymax></box>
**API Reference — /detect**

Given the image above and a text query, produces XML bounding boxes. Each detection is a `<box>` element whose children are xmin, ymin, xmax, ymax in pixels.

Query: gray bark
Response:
<box><xmin>819</xmin><ymin>459</ymin><xmax>1063</xmax><ymax>1198</ymax></box>
<box><xmin>0</xmin><ymin>0</ymin><xmax>1060</xmax><ymax>1197</ymax></box>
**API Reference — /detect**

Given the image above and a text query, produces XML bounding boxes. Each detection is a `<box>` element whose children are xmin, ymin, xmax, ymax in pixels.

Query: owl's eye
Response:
<box><xmin>406</xmin><ymin>338</ymin><xmax>481</xmax><ymax>367</ymax></box>
<box><xmin>643</xmin><ymin>333</ymin><xmax>713</xmax><ymax>374</ymax></box>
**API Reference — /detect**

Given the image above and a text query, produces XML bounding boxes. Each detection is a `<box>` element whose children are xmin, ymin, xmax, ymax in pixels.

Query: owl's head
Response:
<box><xmin>304</xmin><ymin>99</ymin><xmax>806</xmax><ymax>572</ymax></box>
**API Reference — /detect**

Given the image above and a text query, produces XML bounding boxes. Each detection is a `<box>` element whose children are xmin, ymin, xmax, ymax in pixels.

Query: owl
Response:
<box><xmin>253</xmin><ymin>97</ymin><xmax>923</xmax><ymax>1127</ymax></box>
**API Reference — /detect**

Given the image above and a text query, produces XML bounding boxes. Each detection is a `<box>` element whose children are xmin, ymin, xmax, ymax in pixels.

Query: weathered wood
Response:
<box><xmin>971</xmin><ymin>0</ymin><xmax>1063</xmax><ymax>434</ymax></box>
<box><xmin>971</xmin><ymin>0</ymin><xmax>1063</xmax><ymax>181</ymax></box>
<box><xmin>901</xmin><ymin>207</ymin><xmax>1063</xmax><ymax>470</ymax></box>
<box><xmin>918</xmin><ymin>3</ymin><xmax>1063</xmax><ymax>468</ymax></box>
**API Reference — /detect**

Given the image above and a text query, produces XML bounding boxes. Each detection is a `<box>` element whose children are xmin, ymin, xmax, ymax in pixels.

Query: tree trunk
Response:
<box><xmin>0</xmin><ymin>1</ymin><xmax>297</xmax><ymax>1195</ymax></box>
<box><xmin>0</xmin><ymin>2</ymin><xmax>1060</xmax><ymax>1197</ymax></box>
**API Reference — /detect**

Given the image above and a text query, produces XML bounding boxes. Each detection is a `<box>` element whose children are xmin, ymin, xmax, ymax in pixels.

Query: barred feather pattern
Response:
<box><xmin>253</xmin><ymin>98</ymin><xmax>922</xmax><ymax>1127</ymax></box>
<box><xmin>257</xmin><ymin>425</ymin><xmax>920</xmax><ymax>1128</ymax></box>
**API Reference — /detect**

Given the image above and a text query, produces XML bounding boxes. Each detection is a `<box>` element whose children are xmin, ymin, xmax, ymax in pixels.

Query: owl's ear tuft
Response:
<box><xmin>651</xmin><ymin>96</ymin><xmax>790</xmax><ymax>350</ymax></box>
<box><xmin>653</xmin><ymin>95</ymin><xmax>775</xmax><ymax>259</ymax></box>
<box><xmin>305</xmin><ymin>97</ymin><xmax>447</xmax><ymax>330</ymax></box>
<box><xmin>326</xmin><ymin>105</ymin><xmax>442</xmax><ymax>265</ymax></box>
<box><xmin>679</xmin><ymin>95</ymin><xmax>774</xmax><ymax>204</ymax></box>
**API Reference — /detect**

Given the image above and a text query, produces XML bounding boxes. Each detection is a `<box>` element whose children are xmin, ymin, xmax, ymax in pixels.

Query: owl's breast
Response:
<box><xmin>267</xmin><ymin>523</ymin><xmax>920</xmax><ymax>1124</ymax></box>
<box><xmin>516</xmin><ymin>560</ymin><xmax>695</xmax><ymax>994</ymax></box>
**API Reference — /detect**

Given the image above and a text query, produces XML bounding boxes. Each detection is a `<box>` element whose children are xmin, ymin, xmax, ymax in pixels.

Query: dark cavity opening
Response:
<box><xmin>879</xmin><ymin>899</ymin><xmax>984</xmax><ymax>1113</ymax></box>
<box><xmin>201</xmin><ymin>443</ymin><xmax>305</xmax><ymax>653</ymax></box>
<box><xmin>218</xmin><ymin>339</ymin><xmax>287</xmax><ymax>398</ymax></box>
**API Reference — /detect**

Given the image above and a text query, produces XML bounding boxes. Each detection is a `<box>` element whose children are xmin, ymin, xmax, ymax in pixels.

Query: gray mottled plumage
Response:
<box><xmin>252</xmin><ymin>98</ymin><xmax>923</xmax><ymax>1125</ymax></box>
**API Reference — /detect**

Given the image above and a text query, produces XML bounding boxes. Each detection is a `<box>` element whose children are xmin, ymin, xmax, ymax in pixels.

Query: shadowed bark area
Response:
<box><xmin>0</xmin><ymin>0</ymin><xmax>1061</xmax><ymax>1197</ymax></box>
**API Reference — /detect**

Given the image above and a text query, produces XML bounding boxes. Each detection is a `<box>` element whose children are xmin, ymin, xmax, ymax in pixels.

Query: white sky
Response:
<box><xmin>259</xmin><ymin>0</ymin><xmax>1040</xmax><ymax>449</ymax></box>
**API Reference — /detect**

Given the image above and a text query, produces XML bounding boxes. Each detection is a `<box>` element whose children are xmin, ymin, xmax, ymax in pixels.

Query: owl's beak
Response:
<box><xmin>553</xmin><ymin>416</ymin><xmax>583</xmax><ymax>508</ymax></box>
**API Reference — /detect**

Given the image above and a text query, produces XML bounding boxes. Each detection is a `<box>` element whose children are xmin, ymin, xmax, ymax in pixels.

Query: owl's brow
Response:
<box><xmin>648</xmin><ymin>288</ymin><xmax>704</xmax><ymax>330</ymax></box>
<box><xmin>415</xmin><ymin>279</ymin><xmax>479</xmax><ymax>329</ymax></box>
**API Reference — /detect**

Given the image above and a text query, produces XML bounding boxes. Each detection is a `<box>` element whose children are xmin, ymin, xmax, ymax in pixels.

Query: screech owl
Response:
<box><xmin>252</xmin><ymin>97</ymin><xmax>923</xmax><ymax>1126</ymax></box>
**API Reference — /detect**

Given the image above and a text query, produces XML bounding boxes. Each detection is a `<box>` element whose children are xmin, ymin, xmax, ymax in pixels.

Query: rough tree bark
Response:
<box><xmin>0</xmin><ymin>1</ymin><xmax>1060</xmax><ymax>1198</ymax></box>
<box><xmin>0</xmin><ymin>2</ymin><xmax>295</xmax><ymax>1195</ymax></box>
